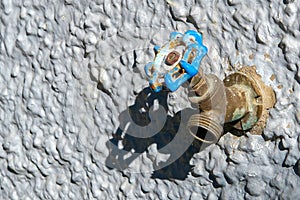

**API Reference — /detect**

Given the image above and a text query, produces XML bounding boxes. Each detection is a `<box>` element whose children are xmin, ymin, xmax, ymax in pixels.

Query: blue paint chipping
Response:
<box><xmin>144</xmin><ymin>30</ymin><xmax>208</xmax><ymax>92</ymax></box>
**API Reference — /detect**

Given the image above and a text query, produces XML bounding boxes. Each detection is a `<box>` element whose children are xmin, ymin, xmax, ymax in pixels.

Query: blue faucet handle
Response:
<box><xmin>179</xmin><ymin>60</ymin><xmax>198</xmax><ymax>76</ymax></box>
<box><xmin>144</xmin><ymin>30</ymin><xmax>207</xmax><ymax>92</ymax></box>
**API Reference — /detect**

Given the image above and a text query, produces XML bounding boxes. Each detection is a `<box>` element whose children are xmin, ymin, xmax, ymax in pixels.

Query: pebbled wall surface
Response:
<box><xmin>0</xmin><ymin>0</ymin><xmax>299</xmax><ymax>199</ymax></box>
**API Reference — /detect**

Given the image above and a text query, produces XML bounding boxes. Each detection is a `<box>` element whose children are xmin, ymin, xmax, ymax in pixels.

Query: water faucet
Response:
<box><xmin>144</xmin><ymin>30</ymin><xmax>276</xmax><ymax>143</ymax></box>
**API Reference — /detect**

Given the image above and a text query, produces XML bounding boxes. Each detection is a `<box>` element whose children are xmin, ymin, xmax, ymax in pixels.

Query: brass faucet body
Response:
<box><xmin>187</xmin><ymin>66</ymin><xmax>276</xmax><ymax>143</ymax></box>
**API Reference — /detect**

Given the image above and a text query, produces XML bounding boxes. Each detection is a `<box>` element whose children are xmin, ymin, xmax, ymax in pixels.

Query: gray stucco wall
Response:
<box><xmin>0</xmin><ymin>0</ymin><xmax>299</xmax><ymax>199</ymax></box>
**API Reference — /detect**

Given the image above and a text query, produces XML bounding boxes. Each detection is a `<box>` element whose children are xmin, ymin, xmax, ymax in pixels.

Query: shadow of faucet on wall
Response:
<box><xmin>105</xmin><ymin>87</ymin><xmax>211</xmax><ymax>180</ymax></box>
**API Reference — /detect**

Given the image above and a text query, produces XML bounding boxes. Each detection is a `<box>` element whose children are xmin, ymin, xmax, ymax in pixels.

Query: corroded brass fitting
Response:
<box><xmin>143</xmin><ymin>30</ymin><xmax>276</xmax><ymax>143</ymax></box>
<box><xmin>187</xmin><ymin>66</ymin><xmax>276</xmax><ymax>143</ymax></box>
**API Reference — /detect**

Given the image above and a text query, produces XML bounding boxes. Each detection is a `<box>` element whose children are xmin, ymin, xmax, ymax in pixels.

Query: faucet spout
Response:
<box><xmin>188</xmin><ymin>70</ymin><xmax>227</xmax><ymax>143</ymax></box>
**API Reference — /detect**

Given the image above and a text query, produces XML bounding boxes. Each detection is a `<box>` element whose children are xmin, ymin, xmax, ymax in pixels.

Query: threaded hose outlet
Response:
<box><xmin>187</xmin><ymin>113</ymin><xmax>223</xmax><ymax>144</ymax></box>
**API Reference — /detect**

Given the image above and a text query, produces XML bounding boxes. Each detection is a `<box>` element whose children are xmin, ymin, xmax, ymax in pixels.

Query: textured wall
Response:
<box><xmin>0</xmin><ymin>0</ymin><xmax>299</xmax><ymax>199</ymax></box>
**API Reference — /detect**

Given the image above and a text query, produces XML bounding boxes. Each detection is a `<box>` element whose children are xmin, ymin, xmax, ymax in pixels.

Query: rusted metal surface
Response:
<box><xmin>165</xmin><ymin>51</ymin><xmax>180</xmax><ymax>65</ymax></box>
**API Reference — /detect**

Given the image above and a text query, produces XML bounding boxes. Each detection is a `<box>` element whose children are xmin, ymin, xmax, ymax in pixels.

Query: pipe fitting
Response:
<box><xmin>188</xmin><ymin>113</ymin><xmax>224</xmax><ymax>143</ymax></box>
<box><xmin>188</xmin><ymin>70</ymin><xmax>226</xmax><ymax>143</ymax></box>
<box><xmin>187</xmin><ymin>66</ymin><xmax>276</xmax><ymax>143</ymax></box>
